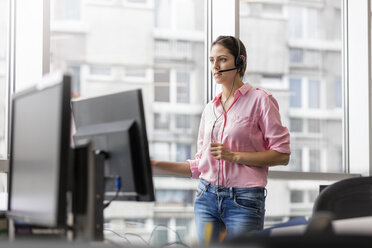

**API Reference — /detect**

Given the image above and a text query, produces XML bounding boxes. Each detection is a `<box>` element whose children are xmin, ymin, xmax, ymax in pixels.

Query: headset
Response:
<box><xmin>212</xmin><ymin>36</ymin><xmax>244</xmax><ymax>190</ymax></box>
<box><xmin>218</xmin><ymin>36</ymin><xmax>245</xmax><ymax>73</ymax></box>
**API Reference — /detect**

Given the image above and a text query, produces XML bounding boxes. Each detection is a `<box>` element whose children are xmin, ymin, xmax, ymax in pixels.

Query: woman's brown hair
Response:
<box><xmin>211</xmin><ymin>35</ymin><xmax>247</xmax><ymax>78</ymax></box>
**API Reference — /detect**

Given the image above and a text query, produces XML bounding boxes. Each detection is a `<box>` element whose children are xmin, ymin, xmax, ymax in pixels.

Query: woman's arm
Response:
<box><xmin>151</xmin><ymin>160</ymin><xmax>192</xmax><ymax>177</ymax></box>
<box><xmin>210</xmin><ymin>142</ymin><xmax>289</xmax><ymax>167</ymax></box>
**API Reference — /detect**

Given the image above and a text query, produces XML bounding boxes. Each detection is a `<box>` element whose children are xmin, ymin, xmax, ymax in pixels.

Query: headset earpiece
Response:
<box><xmin>231</xmin><ymin>36</ymin><xmax>244</xmax><ymax>70</ymax></box>
<box><xmin>235</xmin><ymin>55</ymin><xmax>244</xmax><ymax>69</ymax></box>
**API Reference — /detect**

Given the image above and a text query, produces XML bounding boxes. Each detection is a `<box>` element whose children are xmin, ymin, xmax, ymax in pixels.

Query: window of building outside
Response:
<box><xmin>50</xmin><ymin>0</ymin><xmax>204</xmax><ymax>245</ymax></box>
<box><xmin>240</xmin><ymin>0</ymin><xmax>343</xmax><ymax>222</ymax></box>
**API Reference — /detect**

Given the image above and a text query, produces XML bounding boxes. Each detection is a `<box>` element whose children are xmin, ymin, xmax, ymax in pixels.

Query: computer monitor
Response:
<box><xmin>71</xmin><ymin>89</ymin><xmax>155</xmax><ymax>202</ymax></box>
<box><xmin>7</xmin><ymin>73</ymin><xmax>71</xmax><ymax>227</ymax></box>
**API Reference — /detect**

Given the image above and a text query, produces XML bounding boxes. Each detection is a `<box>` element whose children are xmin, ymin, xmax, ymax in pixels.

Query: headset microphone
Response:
<box><xmin>218</xmin><ymin>67</ymin><xmax>237</xmax><ymax>73</ymax></box>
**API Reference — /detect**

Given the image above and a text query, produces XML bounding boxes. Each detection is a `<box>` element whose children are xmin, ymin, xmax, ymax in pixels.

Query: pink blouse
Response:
<box><xmin>187</xmin><ymin>83</ymin><xmax>290</xmax><ymax>188</ymax></box>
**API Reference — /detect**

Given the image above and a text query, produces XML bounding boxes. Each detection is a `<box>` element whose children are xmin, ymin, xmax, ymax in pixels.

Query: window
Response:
<box><xmin>155</xmin><ymin>0</ymin><xmax>170</xmax><ymax>28</ymax></box>
<box><xmin>176</xmin><ymin>71</ymin><xmax>190</xmax><ymax>103</ymax></box>
<box><xmin>290</xmin><ymin>190</ymin><xmax>304</xmax><ymax>203</ymax></box>
<box><xmin>308</xmin><ymin>119</ymin><xmax>321</xmax><ymax>133</ymax></box>
<box><xmin>0</xmin><ymin>0</ymin><xmax>9</xmax><ymax>160</ymax></box>
<box><xmin>290</xmin><ymin>118</ymin><xmax>303</xmax><ymax>133</ymax></box>
<box><xmin>309</xmin><ymin>149</ymin><xmax>321</xmax><ymax>172</ymax></box>
<box><xmin>289</xmin><ymin>77</ymin><xmax>302</xmax><ymax>108</ymax></box>
<box><xmin>50</xmin><ymin>0</ymin><xmax>205</xmax><ymax>241</ymax></box>
<box><xmin>176</xmin><ymin>143</ymin><xmax>191</xmax><ymax>162</ymax></box>
<box><xmin>175</xmin><ymin>114</ymin><xmax>190</xmax><ymax>129</ymax></box>
<box><xmin>289</xmin><ymin>48</ymin><xmax>303</xmax><ymax>63</ymax></box>
<box><xmin>154</xmin><ymin>68</ymin><xmax>170</xmax><ymax>102</ymax></box>
<box><xmin>290</xmin><ymin>149</ymin><xmax>303</xmax><ymax>171</ymax></box>
<box><xmin>288</xmin><ymin>6</ymin><xmax>302</xmax><ymax>39</ymax></box>
<box><xmin>308</xmin><ymin>79</ymin><xmax>320</xmax><ymax>108</ymax></box>
<box><xmin>241</xmin><ymin>0</ymin><xmax>343</xmax><ymax>221</ymax></box>
<box><xmin>288</xmin><ymin>6</ymin><xmax>320</xmax><ymax>40</ymax></box>
<box><xmin>53</xmin><ymin>0</ymin><xmax>81</xmax><ymax>21</ymax></box>
<box><xmin>154</xmin><ymin>113</ymin><xmax>170</xmax><ymax>130</ymax></box>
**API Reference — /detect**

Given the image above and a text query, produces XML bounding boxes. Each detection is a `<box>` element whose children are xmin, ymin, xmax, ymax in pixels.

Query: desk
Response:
<box><xmin>271</xmin><ymin>216</ymin><xmax>372</xmax><ymax>236</ymax></box>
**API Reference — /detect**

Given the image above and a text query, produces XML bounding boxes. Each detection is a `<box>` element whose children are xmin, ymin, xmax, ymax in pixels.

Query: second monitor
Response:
<box><xmin>72</xmin><ymin>89</ymin><xmax>155</xmax><ymax>202</ymax></box>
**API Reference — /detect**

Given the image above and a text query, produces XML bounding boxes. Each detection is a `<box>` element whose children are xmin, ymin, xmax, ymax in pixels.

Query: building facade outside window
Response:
<box><xmin>240</xmin><ymin>0</ymin><xmax>343</xmax><ymax>220</ymax></box>
<box><xmin>50</xmin><ymin>0</ymin><xmax>204</xmax><ymax>245</ymax></box>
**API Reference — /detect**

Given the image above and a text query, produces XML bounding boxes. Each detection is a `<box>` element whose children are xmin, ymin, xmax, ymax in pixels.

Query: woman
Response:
<box><xmin>151</xmin><ymin>35</ymin><xmax>290</xmax><ymax>244</ymax></box>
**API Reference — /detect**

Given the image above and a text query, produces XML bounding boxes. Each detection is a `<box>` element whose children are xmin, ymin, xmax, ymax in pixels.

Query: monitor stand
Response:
<box><xmin>73</xmin><ymin>140</ymin><xmax>104</xmax><ymax>242</ymax></box>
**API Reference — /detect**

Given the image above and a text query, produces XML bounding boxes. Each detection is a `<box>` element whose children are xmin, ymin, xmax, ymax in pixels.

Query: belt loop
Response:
<box><xmin>205</xmin><ymin>181</ymin><xmax>211</xmax><ymax>192</ymax></box>
<box><xmin>264</xmin><ymin>188</ymin><xmax>268</xmax><ymax>198</ymax></box>
<box><xmin>230</xmin><ymin>187</ymin><xmax>233</xmax><ymax>198</ymax></box>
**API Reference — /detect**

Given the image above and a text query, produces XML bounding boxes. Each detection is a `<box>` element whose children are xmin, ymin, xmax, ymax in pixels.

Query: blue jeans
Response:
<box><xmin>194</xmin><ymin>179</ymin><xmax>266</xmax><ymax>244</ymax></box>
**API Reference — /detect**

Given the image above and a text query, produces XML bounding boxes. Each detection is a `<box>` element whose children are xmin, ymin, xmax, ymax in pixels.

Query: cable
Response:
<box><xmin>104</xmin><ymin>229</ymin><xmax>151</xmax><ymax>247</ymax></box>
<box><xmin>211</xmin><ymin>76</ymin><xmax>236</xmax><ymax>191</ymax></box>
<box><xmin>124</xmin><ymin>233</ymin><xmax>151</xmax><ymax>247</ymax></box>
<box><xmin>148</xmin><ymin>224</ymin><xmax>189</xmax><ymax>247</ymax></box>
<box><xmin>160</xmin><ymin>241</ymin><xmax>191</xmax><ymax>248</ymax></box>
<box><xmin>103</xmin><ymin>228</ymin><xmax>132</xmax><ymax>245</ymax></box>
<box><xmin>104</xmin><ymin>176</ymin><xmax>121</xmax><ymax>209</ymax></box>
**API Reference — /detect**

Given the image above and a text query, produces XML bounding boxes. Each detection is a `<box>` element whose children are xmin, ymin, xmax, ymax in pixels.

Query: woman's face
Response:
<box><xmin>209</xmin><ymin>44</ymin><xmax>237</xmax><ymax>85</ymax></box>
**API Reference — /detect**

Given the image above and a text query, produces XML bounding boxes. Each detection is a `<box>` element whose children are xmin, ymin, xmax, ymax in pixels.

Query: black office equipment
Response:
<box><xmin>7</xmin><ymin>73</ymin><xmax>71</xmax><ymax>227</ymax></box>
<box><xmin>312</xmin><ymin>176</ymin><xmax>372</xmax><ymax>220</ymax></box>
<box><xmin>71</xmin><ymin>89</ymin><xmax>155</xmax><ymax>202</ymax></box>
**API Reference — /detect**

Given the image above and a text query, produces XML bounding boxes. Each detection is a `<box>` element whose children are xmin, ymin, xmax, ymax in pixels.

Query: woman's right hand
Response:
<box><xmin>150</xmin><ymin>159</ymin><xmax>158</xmax><ymax>169</ymax></box>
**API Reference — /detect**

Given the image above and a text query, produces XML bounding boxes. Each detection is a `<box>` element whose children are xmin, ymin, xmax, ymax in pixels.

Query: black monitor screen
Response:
<box><xmin>7</xmin><ymin>74</ymin><xmax>71</xmax><ymax>227</ymax></box>
<box><xmin>72</xmin><ymin>89</ymin><xmax>155</xmax><ymax>202</ymax></box>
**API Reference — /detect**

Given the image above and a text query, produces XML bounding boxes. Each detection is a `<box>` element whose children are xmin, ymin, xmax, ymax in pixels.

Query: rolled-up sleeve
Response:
<box><xmin>186</xmin><ymin>111</ymin><xmax>206</xmax><ymax>179</ymax></box>
<box><xmin>259</xmin><ymin>94</ymin><xmax>291</xmax><ymax>154</ymax></box>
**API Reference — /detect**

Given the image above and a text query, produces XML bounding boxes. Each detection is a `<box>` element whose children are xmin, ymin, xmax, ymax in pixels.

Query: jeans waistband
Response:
<box><xmin>199</xmin><ymin>179</ymin><xmax>266</xmax><ymax>198</ymax></box>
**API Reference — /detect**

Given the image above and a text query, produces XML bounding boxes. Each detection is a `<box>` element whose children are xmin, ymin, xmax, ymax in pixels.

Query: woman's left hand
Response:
<box><xmin>210</xmin><ymin>142</ymin><xmax>236</xmax><ymax>163</ymax></box>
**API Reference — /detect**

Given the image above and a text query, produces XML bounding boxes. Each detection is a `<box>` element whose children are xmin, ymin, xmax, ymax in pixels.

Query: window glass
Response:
<box><xmin>154</xmin><ymin>68</ymin><xmax>170</xmax><ymax>102</ymax></box>
<box><xmin>288</xmin><ymin>6</ymin><xmax>302</xmax><ymax>39</ymax></box>
<box><xmin>289</xmin><ymin>78</ymin><xmax>302</xmax><ymax>108</ymax></box>
<box><xmin>50</xmin><ymin>0</ymin><xmax>205</xmax><ymax>243</ymax></box>
<box><xmin>176</xmin><ymin>143</ymin><xmax>191</xmax><ymax>162</ymax></box>
<box><xmin>176</xmin><ymin>71</ymin><xmax>190</xmax><ymax>103</ymax></box>
<box><xmin>240</xmin><ymin>0</ymin><xmax>343</xmax><ymax>222</ymax></box>
<box><xmin>289</xmin><ymin>48</ymin><xmax>303</xmax><ymax>64</ymax></box>
<box><xmin>0</xmin><ymin>0</ymin><xmax>8</xmax><ymax>160</ymax></box>
<box><xmin>308</xmin><ymin>79</ymin><xmax>320</xmax><ymax>108</ymax></box>
<box><xmin>154</xmin><ymin>113</ymin><xmax>170</xmax><ymax>130</ymax></box>
<box><xmin>290</xmin><ymin>190</ymin><xmax>303</xmax><ymax>203</ymax></box>
<box><xmin>308</xmin><ymin>119</ymin><xmax>321</xmax><ymax>133</ymax></box>
<box><xmin>290</xmin><ymin>118</ymin><xmax>303</xmax><ymax>133</ymax></box>
<box><xmin>175</xmin><ymin>114</ymin><xmax>190</xmax><ymax>129</ymax></box>
<box><xmin>289</xmin><ymin>148</ymin><xmax>302</xmax><ymax>171</ymax></box>
<box><xmin>309</xmin><ymin>149</ymin><xmax>321</xmax><ymax>172</ymax></box>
